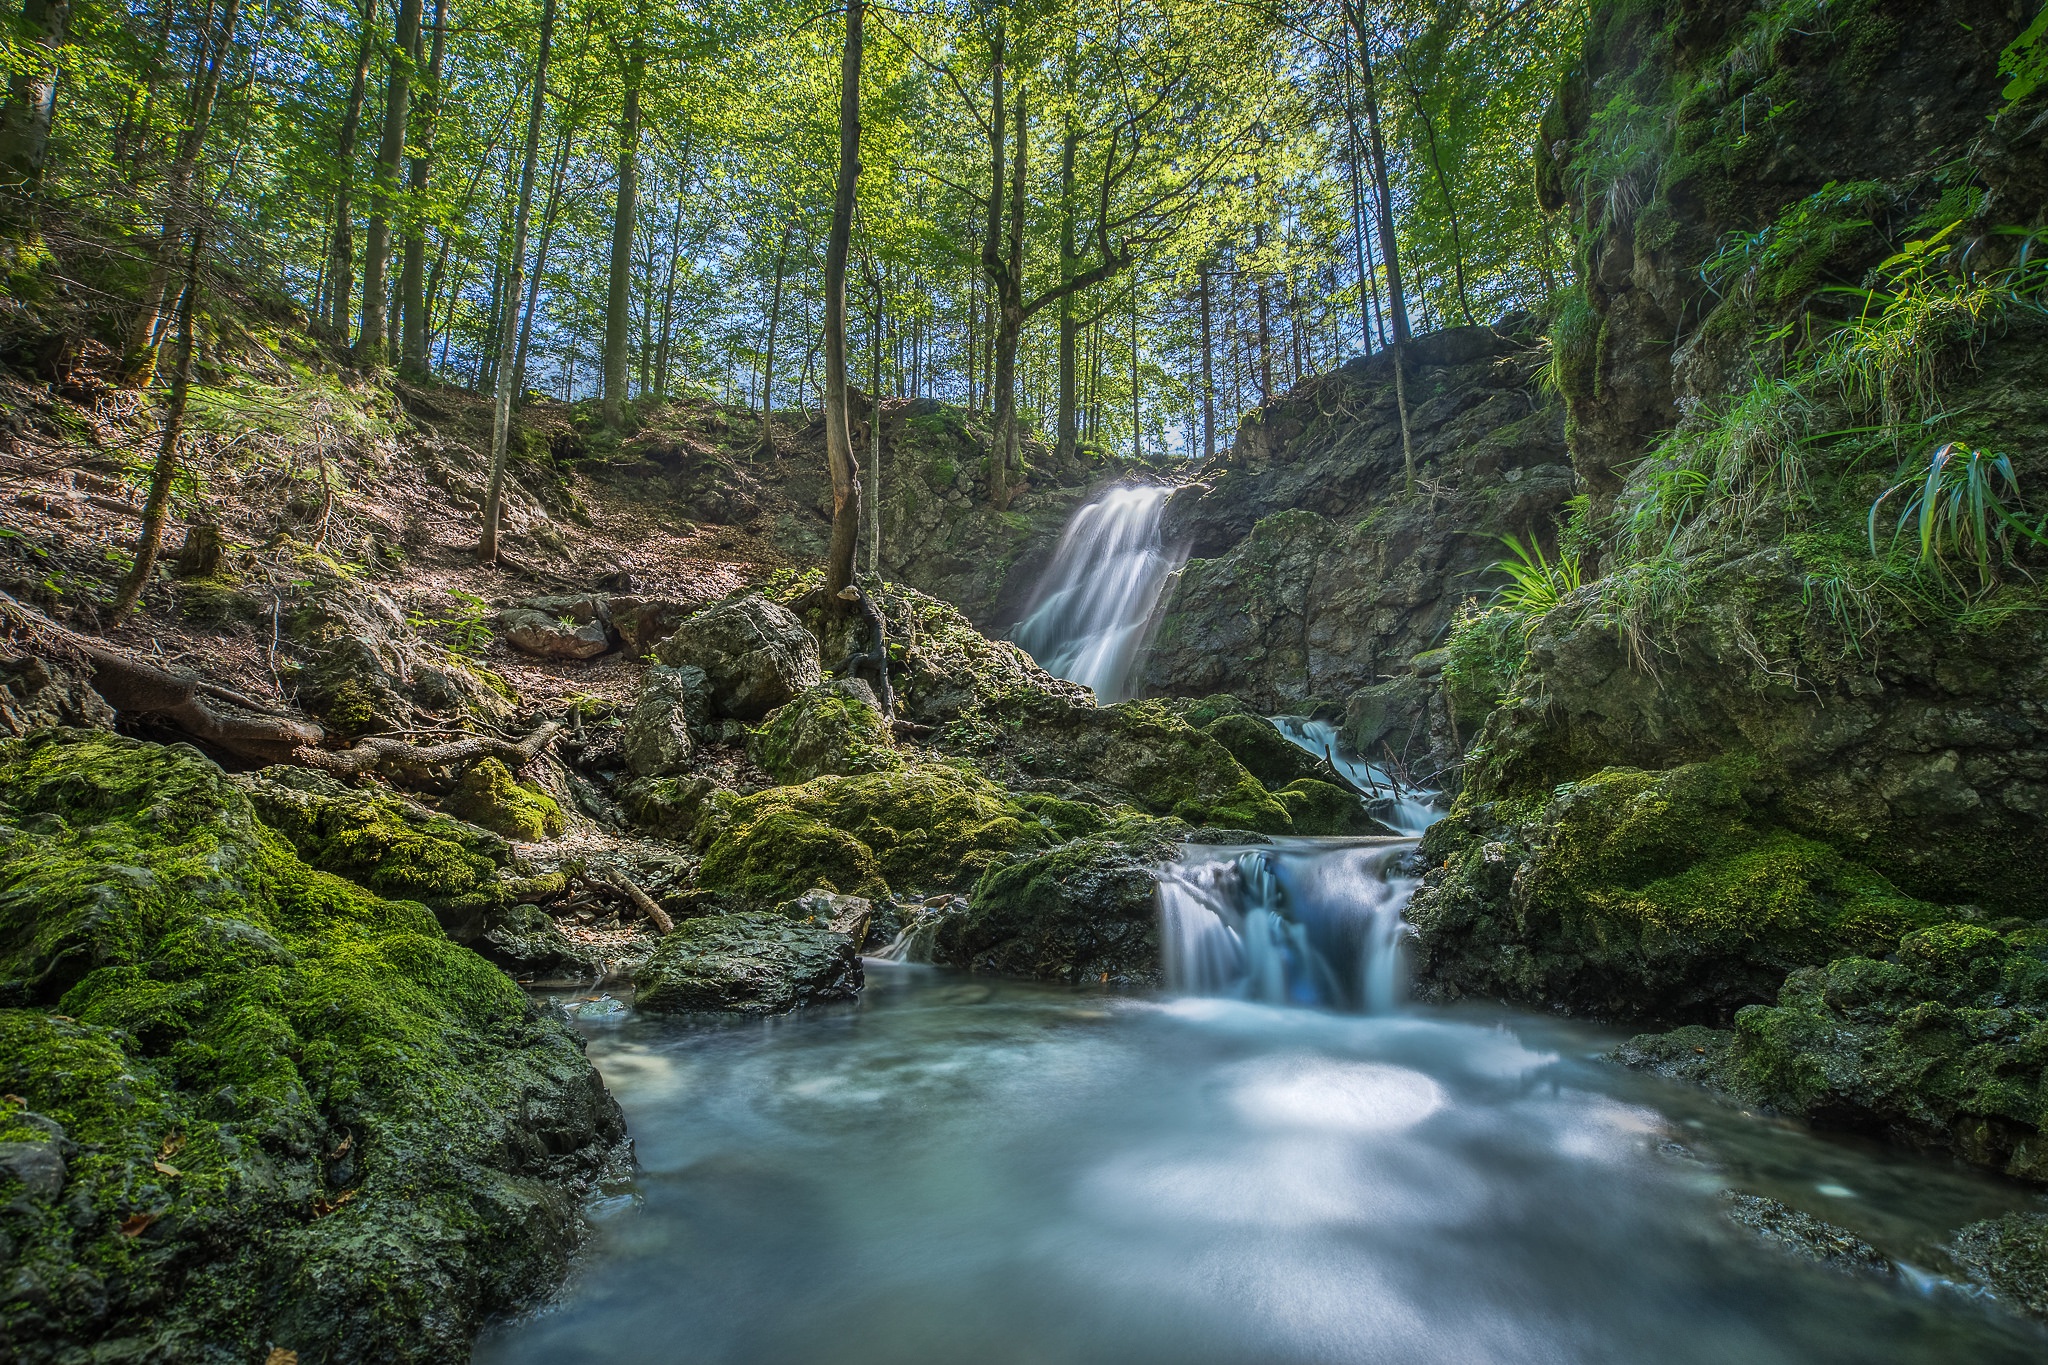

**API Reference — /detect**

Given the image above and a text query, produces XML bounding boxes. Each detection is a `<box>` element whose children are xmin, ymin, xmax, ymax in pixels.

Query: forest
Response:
<box><xmin>5</xmin><ymin>0</ymin><xmax>2048</xmax><ymax>1362</ymax></box>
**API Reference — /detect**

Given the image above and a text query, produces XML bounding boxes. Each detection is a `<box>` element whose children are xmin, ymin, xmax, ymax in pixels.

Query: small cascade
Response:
<box><xmin>1158</xmin><ymin>837</ymin><xmax>1419</xmax><ymax>1013</ymax></box>
<box><xmin>1011</xmin><ymin>484</ymin><xmax>1186</xmax><ymax>701</ymax></box>
<box><xmin>1270</xmin><ymin>714</ymin><xmax>1442</xmax><ymax>836</ymax></box>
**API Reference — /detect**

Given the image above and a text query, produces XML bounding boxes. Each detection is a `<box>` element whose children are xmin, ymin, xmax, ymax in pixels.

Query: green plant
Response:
<box><xmin>409</xmin><ymin>589</ymin><xmax>494</xmax><ymax>657</ymax></box>
<box><xmin>1868</xmin><ymin>442</ymin><xmax>2047</xmax><ymax>592</ymax></box>
<box><xmin>2000</xmin><ymin>3</ymin><xmax>2048</xmax><ymax>105</ymax></box>
<box><xmin>1490</xmin><ymin>534</ymin><xmax>1583</xmax><ymax>625</ymax></box>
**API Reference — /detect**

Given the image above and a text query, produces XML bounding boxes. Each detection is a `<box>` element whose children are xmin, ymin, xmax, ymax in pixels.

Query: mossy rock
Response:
<box><xmin>695</xmin><ymin>763</ymin><xmax>1050</xmax><ymax>909</ymax></box>
<box><xmin>1409</xmin><ymin>760</ymin><xmax>1945</xmax><ymax>1023</ymax></box>
<box><xmin>1201</xmin><ymin>713</ymin><xmax>1328</xmax><ymax>790</ymax></box>
<box><xmin>633</xmin><ymin>912</ymin><xmax>861</xmax><ymax>1014</ymax></box>
<box><xmin>1276</xmin><ymin>778</ymin><xmax>1383</xmax><ymax>836</ymax></box>
<box><xmin>442</xmin><ymin>758</ymin><xmax>565</xmax><ymax>842</ymax></box>
<box><xmin>929</xmin><ymin>818</ymin><xmax>1181</xmax><ymax>985</ymax></box>
<box><xmin>0</xmin><ymin>731</ymin><xmax>624</xmax><ymax>1363</ymax></box>
<box><xmin>748</xmin><ymin>680</ymin><xmax>900</xmax><ymax>785</ymax></box>
<box><xmin>617</xmin><ymin>773</ymin><xmax>737</xmax><ymax>846</ymax></box>
<box><xmin>233</xmin><ymin>765</ymin><xmax>539</xmax><ymax>937</ymax></box>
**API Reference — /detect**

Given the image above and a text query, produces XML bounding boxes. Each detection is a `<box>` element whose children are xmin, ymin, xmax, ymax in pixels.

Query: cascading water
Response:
<box><xmin>1270</xmin><ymin>714</ymin><xmax>1443</xmax><ymax>835</ymax></box>
<box><xmin>1010</xmin><ymin>483</ymin><xmax>1186</xmax><ymax>702</ymax></box>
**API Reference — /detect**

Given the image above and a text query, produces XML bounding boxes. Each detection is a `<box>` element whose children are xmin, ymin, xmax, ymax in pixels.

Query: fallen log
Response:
<box><xmin>594</xmin><ymin>867</ymin><xmax>674</xmax><ymax>934</ymax></box>
<box><xmin>295</xmin><ymin>720</ymin><xmax>565</xmax><ymax>780</ymax></box>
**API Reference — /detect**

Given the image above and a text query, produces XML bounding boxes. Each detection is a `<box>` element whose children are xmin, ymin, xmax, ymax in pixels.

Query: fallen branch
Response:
<box><xmin>295</xmin><ymin>720</ymin><xmax>564</xmax><ymax>780</ymax></box>
<box><xmin>595</xmin><ymin>867</ymin><xmax>674</xmax><ymax>934</ymax></box>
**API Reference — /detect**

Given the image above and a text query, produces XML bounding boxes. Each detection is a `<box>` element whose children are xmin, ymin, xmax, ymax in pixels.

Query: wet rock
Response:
<box><xmin>495</xmin><ymin>607</ymin><xmax>612</xmax><ymax>661</ymax></box>
<box><xmin>1275</xmin><ymin>778</ymin><xmax>1383</xmax><ymax>836</ymax></box>
<box><xmin>930</xmin><ymin>820</ymin><xmax>1181</xmax><ymax>985</ymax></box>
<box><xmin>634</xmin><ymin>912</ymin><xmax>862</xmax><ymax>1014</ymax></box>
<box><xmin>1200</xmin><ymin>712</ymin><xmax>1332</xmax><ymax>790</ymax></box>
<box><xmin>1951</xmin><ymin>1212</ymin><xmax>2048</xmax><ymax>1320</ymax></box>
<box><xmin>477</xmin><ymin>903</ymin><xmax>601</xmax><ymax>981</ymax></box>
<box><xmin>748</xmin><ymin>679</ymin><xmax>898</xmax><ymax>784</ymax></box>
<box><xmin>442</xmin><ymin>757</ymin><xmax>566</xmax><ymax>842</ymax></box>
<box><xmin>0</xmin><ymin>730</ymin><xmax>625</xmax><ymax>1364</ymax></box>
<box><xmin>1719</xmin><ymin>1193</ymin><xmax>1890</xmax><ymax>1276</ymax></box>
<box><xmin>1610</xmin><ymin>1025</ymin><xmax>1734</xmax><ymax>1088</ymax></box>
<box><xmin>778</xmin><ymin>888</ymin><xmax>873</xmax><ymax>944</ymax></box>
<box><xmin>0</xmin><ymin>1138</ymin><xmax>66</xmax><ymax>1200</ymax></box>
<box><xmin>620</xmin><ymin>665</ymin><xmax>701</xmax><ymax>777</ymax></box>
<box><xmin>654</xmin><ymin>594</ymin><xmax>821</xmax><ymax>721</ymax></box>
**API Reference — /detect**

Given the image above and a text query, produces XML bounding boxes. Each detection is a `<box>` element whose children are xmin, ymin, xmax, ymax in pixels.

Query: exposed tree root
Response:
<box><xmin>296</xmin><ymin>721</ymin><xmax>564</xmax><ymax>780</ymax></box>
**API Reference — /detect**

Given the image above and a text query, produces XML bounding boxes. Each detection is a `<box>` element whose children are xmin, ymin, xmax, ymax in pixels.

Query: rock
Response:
<box><xmin>779</xmin><ymin>888</ymin><xmax>873</xmax><ymax>944</ymax></box>
<box><xmin>0</xmin><ymin>656</ymin><xmax>116</xmax><ymax>736</ymax></box>
<box><xmin>694</xmin><ymin>763</ymin><xmax>1052</xmax><ymax>910</ymax></box>
<box><xmin>1275</xmin><ymin>778</ymin><xmax>1383</xmax><ymax>835</ymax></box>
<box><xmin>1200</xmin><ymin>712</ymin><xmax>1332</xmax><ymax>789</ymax></box>
<box><xmin>620</xmin><ymin>665</ymin><xmax>700</xmax><ymax>777</ymax></box>
<box><xmin>1719</xmin><ymin>1193</ymin><xmax>1890</xmax><ymax>1276</ymax></box>
<box><xmin>633</xmin><ymin>912</ymin><xmax>862</xmax><ymax>1014</ymax></box>
<box><xmin>654</xmin><ymin>594</ymin><xmax>821</xmax><ymax>721</ymax></box>
<box><xmin>930</xmin><ymin>820</ymin><xmax>1180</xmax><ymax>985</ymax></box>
<box><xmin>618</xmin><ymin>772</ymin><xmax>735</xmax><ymax>846</ymax></box>
<box><xmin>442</xmin><ymin>757</ymin><xmax>566</xmax><ymax>842</ymax></box>
<box><xmin>477</xmin><ymin>903</ymin><xmax>601</xmax><ymax>981</ymax></box>
<box><xmin>1408</xmin><ymin>759</ymin><xmax>1945</xmax><ymax>1024</ymax></box>
<box><xmin>495</xmin><ymin>607</ymin><xmax>612</xmax><ymax>660</ymax></box>
<box><xmin>1951</xmin><ymin>1212</ymin><xmax>2048</xmax><ymax>1320</ymax></box>
<box><xmin>0</xmin><ymin>1138</ymin><xmax>66</xmax><ymax>1200</ymax></box>
<box><xmin>748</xmin><ymin>679</ymin><xmax>898</xmax><ymax>784</ymax></box>
<box><xmin>608</xmin><ymin>595</ymin><xmax>696</xmax><ymax>656</ymax></box>
<box><xmin>1610</xmin><ymin>1024</ymin><xmax>1734</xmax><ymax>1088</ymax></box>
<box><xmin>0</xmin><ymin>730</ymin><xmax>626</xmax><ymax>1363</ymax></box>
<box><xmin>286</xmin><ymin>577</ymin><xmax>515</xmax><ymax>736</ymax></box>
<box><xmin>233</xmin><ymin>764</ymin><xmax>559</xmax><ymax>939</ymax></box>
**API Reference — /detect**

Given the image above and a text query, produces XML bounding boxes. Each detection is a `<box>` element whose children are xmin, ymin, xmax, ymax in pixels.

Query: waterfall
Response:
<box><xmin>1270</xmin><ymin>715</ymin><xmax>1443</xmax><ymax>836</ymax></box>
<box><xmin>1158</xmin><ymin>837</ymin><xmax>1419</xmax><ymax>1012</ymax></box>
<box><xmin>1011</xmin><ymin>483</ymin><xmax>1186</xmax><ymax>702</ymax></box>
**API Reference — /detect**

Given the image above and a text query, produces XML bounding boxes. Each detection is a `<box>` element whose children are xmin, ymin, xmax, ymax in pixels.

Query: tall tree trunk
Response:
<box><xmin>1347</xmin><ymin>0</ymin><xmax>1415</xmax><ymax>492</ymax></box>
<box><xmin>758</xmin><ymin>219</ymin><xmax>790</xmax><ymax>454</ymax></box>
<box><xmin>1256</xmin><ymin>279</ymin><xmax>1272</xmax><ymax>400</ymax></box>
<box><xmin>399</xmin><ymin>0</ymin><xmax>448</xmax><ymax>376</ymax></box>
<box><xmin>0</xmin><ymin>0</ymin><xmax>72</xmax><ymax>198</ymax></box>
<box><xmin>865</xmin><ymin>273</ymin><xmax>882</xmax><ymax>578</ymax></box>
<box><xmin>112</xmin><ymin>228</ymin><xmax>204</xmax><ymax>623</ymax></box>
<box><xmin>984</xmin><ymin>71</ymin><xmax>1026</xmax><ymax>512</ymax></box>
<box><xmin>1409</xmin><ymin>83</ymin><xmax>1474</xmax><ymax>327</ymax></box>
<box><xmin>1198</xmin><ymin>264</ymin><xmax>1215</xmax><ymax>459</ymax></box>
<box><xmin>326</xmin><ymin>0</ymin><xmax>375</xmax><ymax>338</ymax></box>
<box><xmin>1053</xmin><ymin>112</ymin><xmax>1078</xmax><ymax>467</ymax></box>
<box><xmin>600</xmin><ymin>43</ymin><xmax>643</xmax><ymax>428</ymax></box>
<box><xmin>357</xmin><ymin>0</ymin><xmax>425</xmax><ymax>365</ymax></box>
<box><xmin>822</xmin><ymin>0</ymin><xmax>863</xmax><ymax>600</ymax></box>
<box><xmin>479</xmin><ymin>0</ymin><xmax>556</xmax><ymax>563</ymax></box>
<box><xmin>513</xmin><ymin>122</ymin><xmax>570</xmax><ymax>399</ymax></box>
<box><xmin>119</xmin><ymin>0</ymin><xmax>241</xmax><ymax>385</ymax></box>
<box><xmin>653</xmin><ymin>167</ymin><xmax>686</xmax><ymax>396</ymax></box>
<box><xmin>111</xmin><ymin>0</ymin><xmax>173</xmax><ymax>183</ymax></box>
<box><xmin>1128</xmin><ymin>287</ymin><xmax>1140</xmax><ymax>461</ymax></box>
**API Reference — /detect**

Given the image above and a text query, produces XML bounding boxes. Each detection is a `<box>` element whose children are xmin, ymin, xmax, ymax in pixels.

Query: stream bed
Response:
<box><xmin>480</xmin><ymin>963</ymin><xmax>2048</xmax><ymax>1364</ymax></box>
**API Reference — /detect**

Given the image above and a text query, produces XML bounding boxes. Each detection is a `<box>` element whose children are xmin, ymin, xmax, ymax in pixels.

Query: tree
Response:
<box><xmin>822</xmin><ymin>0</ymin><xmax>863</xmax><ymax>600</ymax></box>
<box><xmin>358</xmin><ymin>0</ymin><xmax>427</xmax><ymax>365</ymax></box>
<box><xmin>0</xmin><ymin>0</ymin><xmax>71</xmax><ymax>197</ymax></box>
<box><xmin>600</xmin><ymin>39</ymin><xmax>645</xmax><ymax>427</ymax></box>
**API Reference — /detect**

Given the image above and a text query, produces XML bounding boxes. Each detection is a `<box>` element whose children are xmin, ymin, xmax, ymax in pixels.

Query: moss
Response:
<box><xmin>1011</xmin><ymin>792</ymin><xmax>1111</xmax><ymax>842</ymax></box>
<box><xmin>0</xmin><ymin>731</ymin><xmax>621</xmax><ymax>1362</ymax></box>
<box><xmin>748</xmin><ymin>683</ymin><xmax>899</xmax><ymax>785</ymax></box>
<box><xmin>1276</xmin><ymin>779</ymin><xmax>1381</xmax><ymax>836</ymax></box>
<box><xmin>695</xmin><ymin>762</ymin><xmax>1050</xmax><ymax>908</ymax></box>
<box><xmin>441</xmin><ymin>758</ymin><xmax>564</xmax><ymax>842</ymax></box>
<box><xmin>1201</xmin><ymin>714</ymin><xmax>1327</xmax><ymax>790</ymax></box>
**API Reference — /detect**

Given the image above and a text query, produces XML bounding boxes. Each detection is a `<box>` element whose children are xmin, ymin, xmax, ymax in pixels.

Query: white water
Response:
<box><xmin>1272</xmin><ymin>714</ymin><xmax>1443</xmax><ymax>835</ymax></box>
<box><xmin>1160</xmin><ymin>838</ymin><xmax>1418</xmax><ymax>1013</ymax></box>
<box><xmin>1011</xmin><ymin>483</ymin><xmax>1186</xmax><ymax>701</ymax></box>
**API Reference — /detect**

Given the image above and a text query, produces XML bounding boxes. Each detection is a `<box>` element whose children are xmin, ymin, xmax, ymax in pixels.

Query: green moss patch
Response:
<box><xmin>442</xmin><ymin>758</ymin><xmax>565</xmax><ymax>842</ymax></box>
<box><xmin>748</xmin><ymin>682</ymin><xmax>900</xmax><ymax>784</ymax></box>
<box><xmin>0</xmin><ymin>731</ymin><xmax>622</xmax><ymax>1363</ymax></box>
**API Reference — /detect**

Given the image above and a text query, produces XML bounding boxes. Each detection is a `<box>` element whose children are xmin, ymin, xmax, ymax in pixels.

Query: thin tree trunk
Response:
<box><xmin>1054</xmin><ymin>110</ymin><xmax>1079</xmax><ymax>467</ymax></box>
<box><xmin>119</xmin><ymin>0</ymin><xmax>242</xmax><ymax>384</ymax></box>
<box><xmin>1129</xmin><ymin>286</ymin><xmax>1140</xmax><ymax>461</ymax></box>
<box><xmin>479</xmin><ymin>0</ymin><xmax>555</xmax><ymax>563</ymax></box>
<box><xmin>399</xmin><ymin>0</ymin><xmax>448</xmax><ymax>375</ymax></box>
<box><xmin>822</xmin><ymin>0</ymin><xmax>864</xmax><ymax>599</ymax></box>
<box><xmin>865</xmin><ymin>273</ymin><xmax>882</xmax><ymax>578</ymax></box>
<box><xmin>1198</xmin><ymin>264</ymin><xmax>1215</xmax><ymax>460</ymax></box>
<box><xmin>0</xmin><ymin>0</ymin><xmax>72</xmax><ymax>197</ymax></box>
<box><xmin>984</xmin><ymin>75</ymin><xmax>1026</xmax><ymax>511</ymax></box>
<box><xmin>1347</xmin><ymin>0</ymin><xmax>1415</xmax><ymax>492</ymax></box>
<box><xmin>1409</xmin><ymin>82</ymin><xmax>1473</xmax><ymax>327</ymax></box>
<box><xmin>514</xmin><ymin>122</ymin><xmax>570</xmax><ymax>399</ymax></box>
<box><xmin>759</xmin><ymin>219</ymin><xmax>791</xmax><ymax>453</ymax></box>
<box><xmin>357</xmin><ymin>0</ymin><xmax>424</xmax><ymax>365</ymax></box>
<box><xmin>112</xmin><ymin>229</ymin><xmax>204</xmax><ymax>622</ymax></box>
<box><xmin>600</xmin><ymin>43</ymin><xmax>643</xmax><ymax>427</ymax></box>
<box><xmin>326</xmin><ymin>0</ymin><xmax>375</xmax><ymax>338</ymax></box>
<box><xmin>653</xmin><ymin>166</ymin><xmax>686</xmax><ymax>396</ymax></box>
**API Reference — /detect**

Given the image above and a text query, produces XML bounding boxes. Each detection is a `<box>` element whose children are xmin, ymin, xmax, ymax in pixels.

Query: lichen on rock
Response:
<box><xmin>0</xmin><ymin>730</ymin><xmax>624</xmax><ymax>1364</ymax></box>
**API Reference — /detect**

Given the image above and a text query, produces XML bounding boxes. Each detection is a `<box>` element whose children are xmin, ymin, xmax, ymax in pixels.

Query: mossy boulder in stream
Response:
<box><xmin>748</xmin><ymin>679</ymin><xmax>899</xmax><ymax>784</ymax></box>
<box><xmin>1409</xmin><ymin>759</ymin><xmax>1944</xmax><ymax>1023</ymax></box>
<box><xmin>1199</xmin><ymin>712</ymin><xmax>1333</xmax><ymax>790</ymax></box>
<box><xmin>0</xmin><ymin>731</ymin><xmax>625</xmax><ymax>1364</ymax></box>
<box><xmin>633</xmin><ymin>912</ymin><xmax>862</xmax><ymax>1014</ymax></box>
<box><xmin>1276</xmin><ymin>778</ymin><xmax>1383</xmax><ymax>836</ymax></box>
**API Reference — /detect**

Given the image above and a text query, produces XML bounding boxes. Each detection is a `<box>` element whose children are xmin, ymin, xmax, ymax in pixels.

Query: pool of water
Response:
<box><xmin>478</xmin><ymin>966</ymin><xmax>2048</xmax><ymax>1365</ymax></box>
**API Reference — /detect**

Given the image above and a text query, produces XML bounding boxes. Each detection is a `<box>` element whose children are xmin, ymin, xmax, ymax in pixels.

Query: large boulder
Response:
<box><xmin>1200</xmin><ymin>712</ymin><xmax>1335</xmax><ymax>790</ymax></box>
<box><xmin>0</xmin><ymin>731</ymin><xmax>625</xmax><ymax>1364</ymax></box>
<box><xmin>654</xmin><ymin>594</ymin><xmax>821</xmax><ymax>721</ymax></box>
<box><xmin>494</xmin><ymin>607</ymin><xmax>611</xmax><ymax>661</ymax></box>
<box><xmin>442</xmin><ymin>757</ymin><xmax>566</xmax><ymax>842</ymax></box>
<box><xmin>285</xmin><ymin>576</ymin><xmax>516</xmax><ymax>737</ymax></box>
<box><xmin>633</xmin><ymin>912</ymin><xmax>862</xmax><ymax>1014</ymax></box>
<box><xmin>607</xmin><ymin>595</ymin><xmax>696</xmax><ymax>657</ymax></box>
<box><xmin>929</xmin><ymin>820</ymin><xmax>1179</xmax><ymax>985</ymax></box>
<box><xmin>619</xmin><ymin>665</ymin><xmax>702</xmax><ymax>777</ymax></box>
<box><xmin>748</xmin><ymin>679</ymin><xmax>899</xmax><ymax>784</ymax></box>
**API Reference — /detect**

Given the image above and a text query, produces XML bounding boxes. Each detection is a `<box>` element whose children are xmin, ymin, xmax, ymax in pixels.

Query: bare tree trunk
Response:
<box><xmin>0</xmin><ymin>0</ymin><xmax>72</xmax><ymax>198</ymax></box>
<box><xmin>119</xmin><ymin>0</ymin><xmax>242</xmax><ymax>385</ymax></box>
<box><xmin>600</xmin><ymin>43</ymin><xmax>644</xmax><ymax>428</ymax></box>
<box><xmin>759</xmin><ymin>220</ymin><xmax>790</xmax><ymax>454</ymax></box>
<box><xmin>112</xmin><ymin>230</ymin><xmax>203</xmax><ymax>623</ymax></box>
<box><xmin>1198</xmin><ymin>264</ymin><xmax>1215</xmax><ymax>459</ymax></box>
<box><xmin>1053</xmin><ymin>111</ymin><xmax>1079</xmax><ymax>468</ymax></box>
<box><xmin>985</xmin><ymin>76</ymin><xmax>1027</xmax><ymax>511</ymax></box>
<box><xmin>479</xmin><ymin>0</ymin><xmax>556</xmax><ymax>564</ymax></box>
<box><xmin>653</xmin><ymin>167</ymin><xmax>686</xmax><ymax>396</ymax></box>
<box><xmin>1129</xmin><ymin>286</ymin><xmax>1140</xmax><ymax>461</ymax></box>
<box><xmin>326</xmin><ymin>0</ymin><xmax>375</xmax><ymax>338</ymax></box>
<box><xmin>822</xmin><ymin>0</ymin><xmax>864</xmax><ymax>600</ymax></box>
<box><xmin>513</xmin><ymin>122</ymin><xmax>570</xmax><ymax>399</ymax></box>
<box><xmin>1346</xmin><ymin>0</ymin><xmax>1415</xmax><ymax>492</ymax></box>
<box><xmin>399</xmin><ymin>0</ymin><xmax>448</xmax><ymax>375</ymax></box>
<box><xmin>357</xmin><ymin>0</ymin><xmax>424</xmax><ymax>365</ymax></box>
<box><xmin>1409</xmin><ymin>82</ymin><xmax>1473</xmax><ymax>327</ymax></box>
<box><xmin>866</xmin><ymin>272</ymin><xmax>883</xmax><ymax>578</ymax></box>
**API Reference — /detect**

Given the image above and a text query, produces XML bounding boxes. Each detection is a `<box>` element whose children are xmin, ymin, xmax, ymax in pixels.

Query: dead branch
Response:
<box><xmin>594</xmin><ymin>866</ymin><xmax>674</xmax><ymax>934</ymax></box>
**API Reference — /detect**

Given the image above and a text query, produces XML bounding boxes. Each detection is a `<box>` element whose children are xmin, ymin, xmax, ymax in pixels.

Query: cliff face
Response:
<box><xmin>1139</xmin><ymin>326</ymin><xmax>1572</xmax><ymax>775</ymax></box>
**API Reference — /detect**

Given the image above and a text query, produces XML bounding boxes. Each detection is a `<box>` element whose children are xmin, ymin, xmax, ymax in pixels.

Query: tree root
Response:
<box><xmin>835</xmin><ymin>582</ymin><xmax>896</xmax><ymax>721</ymax></box>
<box><xmin>294</xmin><ymin>721</ymin><xmax>564</xmax><ymax>781</ymax></box>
